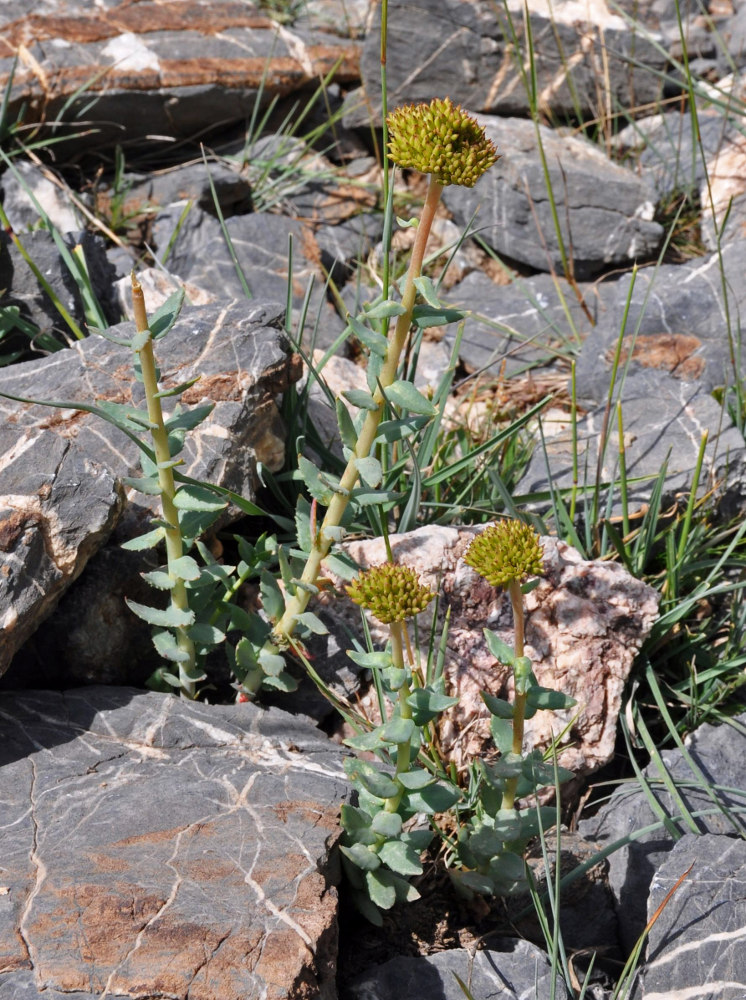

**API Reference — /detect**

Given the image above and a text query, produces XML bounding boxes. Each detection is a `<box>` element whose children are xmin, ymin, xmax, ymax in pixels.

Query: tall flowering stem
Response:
<box><xmin>131</xmin><ymin>274</ymin><xmax>198</xmax><ymax>697</ymax></box>
<box><xmin>346</xmin><ymin>563</ymin><xmax>435</xmax><ymax>814</ymax></box>
<box><xmin>274</xmin><ymin>99</ymin><xmax>498</xmax><ymax>646</ymax></box>
<box><xmin>464</xmin><ymin>520</ymin><xmax>544</xmax><ymax>810</ymax></box>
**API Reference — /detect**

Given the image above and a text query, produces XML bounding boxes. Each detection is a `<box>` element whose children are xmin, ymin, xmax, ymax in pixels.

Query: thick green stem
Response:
<box><xmin>273</xmin><ymin>176</ymin><xmax>444</xmax><ymax>644</ymax></box>
<box><xmin>384</xmin><ymin>620</ymin><xmax>413</xmax><ymax>814</ymax></box>
<box><xmin>132</xmin><ymin>274</ymin><xmax>198</xmax><ymax>698</ymax></box>
<box><xmin>503</xmin><ymin>578</ymin><xmax>526</xmax><ymax>811</ymax></box>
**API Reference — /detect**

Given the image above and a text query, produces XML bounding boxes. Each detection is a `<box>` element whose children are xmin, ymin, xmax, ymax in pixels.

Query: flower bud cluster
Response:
<box><xmin>465</xmin><ymin>521</ymin><xmax>544</xmax><ymax>589</ymax></box>
<box><xmin>346</xmin><ymin>563</ymin><xmax>435</xmax><ymax>624</ymax></box>
<box><xmin>386</xmin><ymin>97</ymin><xmax>499</xmax><ymax>188</ymax></box>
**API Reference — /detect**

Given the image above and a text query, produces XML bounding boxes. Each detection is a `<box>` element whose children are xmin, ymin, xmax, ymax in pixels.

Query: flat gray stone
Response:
<box><xmin>0</xmin><ymin>1</ymin><xmax>360</xmax><ymax>155</ymax></box>
<box><xmin>517</xmin><ymin>368</ymin><xmax>746</xmax><ymax>519</ymax></box>
<box><xmin>153</xmin><ymin>209</ymin><xmax>347</xmax><ymax>350</ymax></box>
<box><xmin>447</xmin><ymin>269</ymin><xmax>597</xmax><ymax>376</ymax></box>
<box><xmin>347</xmin><ymin>941</ymin><xmax>570</xmax><ymax>1000</ymax></box>
<box><xmin>575</xmin><ymin>241</ymin><xmax>746</xmax><ymax>404</ymax></box>
<box><xmin>635</xmin><ymin>834</ymin><xmax>746</xmax><ymax>1000</ymax></box>
<box><xmin>579</xmin><ymin>713</ymin><xmax>746</xmax><ymax>953</ymax></box>
<box><xmin>350</xmin><ymin>0</ymin><xmax>666</xmax><ymax>124</ymax></box>
<box><xmin>0</xmin><ymin>688</ymin><xmax>347</xmax><ymax>999</ymax></box>
<box><xmin>0</xmin><ymin>300</ymin><xmax>299</xmax><ymax>676</ymax></box>
<box><xmin>443</xmin><ymin>117</ymin><xmax>663</xmax><ymax>279</ymax></box>
<box><xmin>0</xmin><ymin>428</ymin><xmax>123</xmax><ymax>682</ymax></box>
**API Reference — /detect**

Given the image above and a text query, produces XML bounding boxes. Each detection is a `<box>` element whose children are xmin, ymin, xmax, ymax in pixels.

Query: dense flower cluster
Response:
<box><xmin>346</xmin><ymin>563</ymin><xmax>435</xmax><ymax>624</ymax></box>
<box><xmin>386</xmin><ymin>97</ymin><xmax>499</xmax><ymax>187</ymax></box>
<box><xmin>465</xmin><ymin>521</ymin><xmax>544</xmax><ymax>588</ymax></box>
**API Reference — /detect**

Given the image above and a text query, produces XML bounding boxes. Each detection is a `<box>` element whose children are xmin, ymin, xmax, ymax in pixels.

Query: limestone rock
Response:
<box><xmin>0</xmin><ymin>428</ymin><xmax>123</xmax><ymax>683</ymax></box>
<box><xmin>579</xmin><ymin>711</ymin><xmax>746</xmax><ymax>953</ymax></box>
<box><xmin>351</xmin><ymin>0</ymin><xmax>666</xmax><ymax>125</ymax></box>
<box><xmin>152</xmin><ymin>208</ymin><xmax>347</xmax><ymax>349</ymax></box>
<box><xmin>634</xmin><ymin>834</ymin><xmax>746</xmax><ymax>1000</ymax></box>
<box><xmin>517</xmin><ymin>368</ymin><xmax>746</xmax><ymax>520</ymax></box>
<box><xmin>0</xmin><ymin>0</ymin><xmax>360</xmax><ymax>155</ymax></box>
<box><xmin>0</xmin><ymin>687</ymin><xmax>347</xmax><ymax>1000</ymax></box>
<box><xmin>0</xmin><ymin>299</ymin><xmax>300</xmax><ymax>677</ymax></box>
<box><xmin>324</xmin><ymin>526</ymin><xmax>660</xmax><ymax>777</ymax></box>
<box><xmin>347</xmin><ymin>941</ymin><xmax>570</xmax><ymax>1000</ymax></box>
<box><xmin>443</xmin><ymin>117</ymin><xmax>663</xmax><ymax>279</ymax></box>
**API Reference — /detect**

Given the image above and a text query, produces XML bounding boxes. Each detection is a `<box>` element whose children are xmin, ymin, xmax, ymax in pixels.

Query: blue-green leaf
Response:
<box><xmin>170</xmin><ymin>555</ymin><xmax>201</xmax><ymax>581</ymax></box>
<box><xmin>140</xmin><ymin>569</ymin><xmax>173</xmax><ymax>590</ymax></box>
<box><xmin>343</xmin><ymin>388</ymin><xmax>378</xmax><ymax>410</ymax></box>
<box><xmin>385</xmin><ymin>380</ymin><xmax>436</xmax><ymax>416</ymax></box>
<box><xmin>125</xmin><ymin>599</ymin><xmax>194</xmax><ymax>628</ymax></box>
<box><xmin>365</xmin><ymin>299</ymin><xmax>405</xmax><ymax>320</ymax></box>
<box><xmin>378</xmin><ymin>840</ymin><xmax>423</xmax><ymax>876</ymax></box>
<box><xmin>355</xmin><ymin>456</ymin><xmax>382</xmax><ymax>487</ymax></box>
<box><xmin>380</xmin><ymin>716</ymin><xmax>416</xmax><ymax>745</ymax></box>
<box><xmin>484</xmin><ymin>630</ymin><xmax>516</xmax><ymax>666</ymax></box>
<box><xmin>371</xmin><ymin>812</ymin><xmax>403</xmax><ymax>838</ymax></box>
<box><xmin>346</xmin><ymin>314</ymin><xmax>389</xmax><ymax>357</ymax></box>
<box><xmin>187</xmin><ymin>623</ymin><xmax>225</xmax><ymax>646</ymax></box>
<box><xmin>481</xmin><ymin>692</ymin><xmax>514</xmax><ymax>719</ymax></box>
<box><xmin>406</xmin><ymin>687</ymin><xmax>459</xmax><ymax>725</ymax></box>
<box><xmin>149</xmin><ymin>287</ymin><xmax>185</xmax><ymax>339</ymax></box>
<box><xmin>339</xmin><ymin>843</ymin><xmax>381</xmax><ymax>872</ymax></box>
<box><xmin>122</xmin><ymin>475</ymin><xmax>162</xmax><ymax>495</ymax></box>
<box><xmin>120</xmin><ymin>526</ymin><xmax>166</xmax><ymax>551</ymax></box>
<box><xmin>525</xmin><ymin>686</ymin><xmax>577</xmax><ymax>710</ymax></box>
<box><xmin>173</xmin><ymin>485</ymin><xmax>226</xmax><ymax>512</ymax></box>
<box><xmin>151</xmin><ymin>629</ymin><xmax>190</xmax><ymax>663</ymax></box>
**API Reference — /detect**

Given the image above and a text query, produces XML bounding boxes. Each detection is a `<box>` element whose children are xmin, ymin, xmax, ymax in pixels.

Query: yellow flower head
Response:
<box><xmin>346</xmin><ymin>563</ymin><xmax>435</xmax><ymax>624</ymax></box>
<box><xmin>387</xmin><ymin>97</ymin><xmax>499</xmax><ymax>188</ymax></box>
<box><xmin>465</xmin><ymin>521</ymin><xmax>544</xmax><ymax>589</ymax></box>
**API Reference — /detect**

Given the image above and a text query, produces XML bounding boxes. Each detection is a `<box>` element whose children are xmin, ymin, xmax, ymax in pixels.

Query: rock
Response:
<box><xmin>0</xmin><ymin>427</ymin><xmax>123</xmax><ymax>684</ymax></box>
<box><xmin>578</xmin><ymin>711</ymin><xmax>746</xmax><ymax>953</ymax></box>
<box><xmin>0</xmin><ymin>687</ymin><xmax>347</xmax><ymax>999</ymax></box>
<box><xmin>0</xmin><ymin>159</ymin><xmax>84</xmax><ymax>235</ymax></box>
<box><xmin>0</xmin><ymin>229</ymin><xmax>119</xmax><ymax>346</ymax></box>
<box><xmin>350</xmin><ymin>0</ymin><xmax>667</xmax><ymax>125</ymax></box>
<box><xmin>0</xmin><ymin>0</ymin><xmax>360</xmax><ymax>155</ymax></box>
<box><xmin>443</xmin><ymin>117</ymin><xmax>663</xmax><ymax>279</ymax></box>
<box><xmin>346</xmin><ymin>940</ymin><xmax>570</xmax><ymax>1000</ymax></box>
<box><xmin>0</xmin><ymin>299</ymin><xmax>300</xmax><ymax>678</ymax></box>
<box><xmin>108</xmin><ymin>160</ymin><xmax>253</xmax><ymax>222</ymax></box>
<box><xmin>447</xmin><ymin>269</ymin><xmax>597</xmax><ymax>376</ymax></box>
<box><xmin>322</xmin><ymin>526</ymin><xmax>660</xmax><ymax>777</ymax></box>
<box><xmin>634</xmin><ymin>833</ymin><xmax>746</xmax><ymax>1000</ymax></box>
<box><xmin>152</xmin><ymin>208</ymin><xmax>347</xmax><ymax>349</ymax></box>
<box><xmin>518</xmin><ymin>367</ymin><xmax>746</xmax><ymax>520</ymax></box>
<box><xmin>576</xmin><ymin>240</ymin><xmax>746</xmax><ymax>400</ymax></box>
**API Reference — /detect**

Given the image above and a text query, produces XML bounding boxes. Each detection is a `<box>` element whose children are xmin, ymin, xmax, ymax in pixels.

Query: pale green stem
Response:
<box><xmin>132</xmin><ymin>274</ymin><xmax>197</xmax><ymax>698</ymax></box>
<box><xmin>273</xmin><ymin>175</ymin><xmax>445</xmax><ymax>644</ymax></box>
<box><xmin>503</xmin><ymin>578</ymin><xmax>526</xmax><ymax>811</ymax></box>
<box><xmin>384</xmin><ymin>619</ymin><xmax>413</xmax><ymax>814</ymax></box>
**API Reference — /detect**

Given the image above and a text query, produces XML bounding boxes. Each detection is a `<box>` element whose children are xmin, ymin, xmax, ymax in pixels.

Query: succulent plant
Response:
<box><xmin>386</xmin><ymin>96</ymin><xmax>499</xmax><ymax>187</ymax></box>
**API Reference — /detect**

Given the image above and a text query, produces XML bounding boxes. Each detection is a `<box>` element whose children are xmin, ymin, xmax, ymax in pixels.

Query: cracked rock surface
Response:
<box><xmin>0</xmin><ymin>687</ymin><xmax>347</xmax><ymax>1000</ymax></box>
<box><xmin>0</xmin><ymin>299</ymin><xmax>300</xmax><ymax>677</ymax></box>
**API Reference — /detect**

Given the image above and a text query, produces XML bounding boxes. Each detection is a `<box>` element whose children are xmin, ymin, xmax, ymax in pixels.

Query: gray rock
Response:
<box><xmin>575</xmin><ymin>241</ymin><xmax>746</xmax><ymax>404</ymax></box>
<box><xmin>0</xmin><ymin>2</ymin><xmax>360</xmax><ymax>154</ymax></box>
<box><xmin>0</xmin><ymin>230</ymin><xmax>119</xmax><ymax>345</ymax></box>
<box><xmin>0</xmin><ymin>687</ymin><xmax>346</xmax><ymax>999</ymax></box>
<box><xmin>0</xmin><ymin>160</ymin><xmax>84</xmax><ymax>235</ymax></box>
<box><xmin>0</xmin><ymin>300</ymin><xmax>299</xmax><ymax>677</ymax></box>
<box><xmin>578</xmin><ymin>712</ymin><xmax>746</xmax><ymax>953</ymax></box>
<box><xmin>153</xmin><ymin>208</ymin><xmax>347</xmax><ymax>349</ymax></box>
<box><xmin>350</xmin><ymin>0</ymin><xmax>667</xmax><ymax>125</ymax></box>
<box><xmin>633</xmin><ymin>834</ymin><xmax>746</xmax><ymax>1000</ymax></box>
<box><xmin>448</xmin><ymin>269</ymin><xmax>597</xmax><ymax>376</ymax></box>
<box><xmin>346</xmin><ymin>941</ymin><xmax>570</xmax><ymax>1000</ymax></box>
<box><xmin>517</xmin><ymin>368</ymin><xmax>746</xmax><ymax>520</ymax></box>
<box><xmin>0</xmin><ymin>428</ymin><xmax>123</xmax><ymax>683</ymax></box>
<box><xmin>443</xmin><ymin>117</ymin><xmax>663</xmax><ymax>279</ymax></box>
<box><xmin>114</xmin><ymin>160</ymin><xmax>253</xmax><ymax>219</ymax></box>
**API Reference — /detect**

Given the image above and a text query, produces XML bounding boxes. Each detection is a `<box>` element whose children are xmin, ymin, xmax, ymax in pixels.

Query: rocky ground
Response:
<box><xmin>2</xmin><ymin>0</ymin><xmax>746</xmax><ymax>997</ymax></box>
